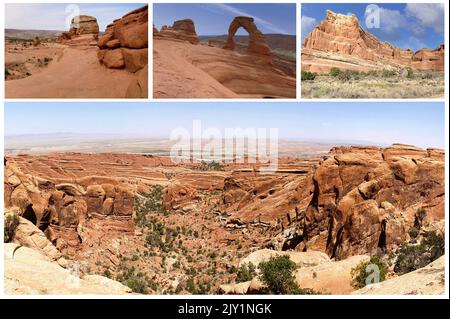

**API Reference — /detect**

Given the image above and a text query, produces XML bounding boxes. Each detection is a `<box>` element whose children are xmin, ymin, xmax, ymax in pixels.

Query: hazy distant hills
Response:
<box><xmin>5</xmin><ymin>29</ymin><xmax>63</xmax><ymax>40</ymax></box>
<box><xmin>198</xmin><ymin>34</ymin><xmax>296</xmax><ymax>52</ymax></box>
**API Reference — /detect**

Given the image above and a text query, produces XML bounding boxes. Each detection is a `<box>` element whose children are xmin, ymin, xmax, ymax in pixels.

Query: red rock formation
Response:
<box><xmin>69</xmin><ymin>15</ymin><xmax>99</xmax><ymax>36</ymax></box>
<box><xmin>97</xmin><ymin>5</ymin><xmax>148</xmax><ymax>73</ymax></box>
<box><xmin>4</xmin><ymin>159</ymin><xmax>134</xmax><ymax>253</ymax></box>
<box><xmin>303</xmin><ymin>10</ymin><xmax>444</xmax><ymax>72</ymax></box>
<box><xmin>156</xmin><ymin>19</ymin><xmax>199</xmax><ymax>44</ymax></box>
<box><xmin>224</xmin><ymin>16</ymin><xmax>271</xmax><ymax>56</ymax></box>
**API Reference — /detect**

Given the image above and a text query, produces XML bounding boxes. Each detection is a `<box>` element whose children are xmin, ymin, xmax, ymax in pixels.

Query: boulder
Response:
<box><xmin>69</xmin><ymin>15</ymin><xmax>99</xmax><ymax>36</ymax></box>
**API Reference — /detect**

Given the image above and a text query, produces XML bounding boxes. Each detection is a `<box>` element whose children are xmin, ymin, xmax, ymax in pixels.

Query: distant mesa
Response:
<box><xmin>223</xmin><ymin>16</ymin><xmax>271</xmax><ymax>56</ymax></box>
<box><xmin>302</xmin><ymin>10</ymin><xmax>444</xmax><ymax>73</ymax></box>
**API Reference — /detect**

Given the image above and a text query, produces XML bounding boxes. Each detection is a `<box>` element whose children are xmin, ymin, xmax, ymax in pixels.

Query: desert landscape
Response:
<box><xmin>153</xmin><ymin>4</ymin><xmax>296</xmax><ymax>98</ymax></box>
<box><xmin>4</xmin><ymin>4</ymin><xmax>148</xmax><ymax>98</ymax></box>
<box><xmin>4</xmin><ymin>102</ymin><xmax>445</xmax><ymax>295</ymax></box>
<box><xmin>301</xmin><ymin>4</ymin><xmax>445</xmax><ymax>99</ymax></box>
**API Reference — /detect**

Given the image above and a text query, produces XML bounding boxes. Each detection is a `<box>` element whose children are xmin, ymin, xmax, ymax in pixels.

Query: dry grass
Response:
<box><xmin>301</xmin><ymin>71</ymin><xmax>444</xmax><ymax>99</ymax></box>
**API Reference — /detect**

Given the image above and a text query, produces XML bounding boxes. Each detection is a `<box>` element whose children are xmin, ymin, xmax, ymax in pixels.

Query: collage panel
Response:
<box><xmin>153</xmin><ymin>2</ymin><xmax>297</xmax><ymax>99</ymax></box>
<box><xmin>301</xmin><ymin>2</ymin><xmax>445</xmax><ymax>99</ymax></box>
<box><xmin>3</xmin><ymin>101</ymin><xmax>445</xmax><ymax>295</ymax></box>
<box><xmin>4</xmin><ymin>2</ymin><xmax>148</xmax><ymax>98</ymax></box>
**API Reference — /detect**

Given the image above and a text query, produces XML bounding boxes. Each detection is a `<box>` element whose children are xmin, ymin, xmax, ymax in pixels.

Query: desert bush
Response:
<box><xmin>117</xmin><ymin>266</ymin><xmax>149</xmax><ymax>293</ymax></box>
<box><xmin>408</xmin><ymin>226</ymin><xmax>419</xmax><ymax>239</ymax></box>
<box><xmin>351</xmin><ymin>256</ymin><xmax>387</xmax><ymax>289</ymax></box>
<box><xmin>301</xmin><ymin>71</ymin><xmax>316</xmax><ymax>81</ymax></box>
<box><xmin>421</xmin><ymin>72</ymin><xmax>433</xmax><ymax>79</ymax></box>
<box><xmin>4</xmin><ymin>213</ymin><xmax>20</xmax><ymax>243</ymax></box>
<box><xmin>258</xmin><ymin>255</ymin><xmax>299</xmax><ymax>294</ymax></box>
<box><xmin>236</xmin><ymin>262</ymin><xmax>257</xmax><ymax>283</ymax></box>
<box><xmin>406</xmin><ymin>68</ymin><xmax>414</xmax><ymax>79</ymax></box>
<box><xmin>338</xmin><ymin>70</ymin><xmax>352</xmax><ymax>81</ymax></box>
<box><xmin>394</xmin><ymin>230</ymin><xmax>444</xmax><ymax>275</ymax></box>
<box><xmin>382</xmin><ymin>69</ymin><xmax>397</xmax><ymax>77</ymax></box>
<box><xmin>196</xmin><ymin>160</ymin><xmax>224</xmax><ymax>171</ymax></box>
<box><xmin>134</xmin><ymin>186</ymin><xmax>168</xmax><ymax>226</ymax></box>
<box><xmin>329</xmin><ymin>67</ymin><xmax>342</xmax><ymax>77</ymax></box>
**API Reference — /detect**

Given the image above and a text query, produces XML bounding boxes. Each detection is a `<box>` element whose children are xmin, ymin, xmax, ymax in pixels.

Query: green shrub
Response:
<box><xmin>236</xmin><ymin>262</ymin><xmax>257</xmax><ymax>283</ymax></box>
<box><xmin>116</xmin><ymin>266</ymin><xmax>149</xmax><ymax>293</ymax></box>
<box><xmin>338</xmin><ymin>70</ymin><xmax>352</xmax><ymax>81</ymax></box>
<box><xmin>351</xmin><ymin>256</ymin><xmax>387</xmax><ymax>289</ymax></box>
<box><xmin>329</xmin><ymin>67</ymin><xmax>342</xmax><ymax>77</ymax></box>
<box><xmin>394</xmin><ymin>230</ymin><xmax>444</xmax><ymax>275</ymax></box>
<box><xmin>4</xmin><ymin>213</ymin><xmax>20</xmax><ymax>243</ymax></box>
<box><xmin>382</xmin><ymin>69</ymin><xmax>396</xmax><ymax>77</ymax></box>
<box><xmin>406</xmin><ymin>68</ymin><xmax>414</xmax><ymax>79</ymax></box>
<box><xmin>408</xmin><ymin>226</ymin><xmax>419</xmax><ymax>239</ymax></box>
<box><xmin>134</xmin><ymin>185</ymin><xmax>168</xmax><ymax>226</ymax></box>
<box><xmin>301</xmin><ymin>71</ymin><xmax>316</xmax><ymax>81</ymax></box>
<box><xmin>258</xmin><ymin>255</ymin><xmax>299</xmax><ymax>294</ymax></box>
<box><xmin>195</xmin><ymin>160</ymin><xmax>224</xmax><ymax>171</ymax></box>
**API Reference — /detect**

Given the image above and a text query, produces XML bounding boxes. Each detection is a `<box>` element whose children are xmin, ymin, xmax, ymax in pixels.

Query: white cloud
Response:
<box><xmin>213</xmin><ymin>4</ymin><xmax>288</xmax><ymax>34</ymax></box>
<box><xmin>364</xmin><ymin>6</ymin><xmax>407</xmax><ymax>38</ymax></box>
<box><xmin>405</xmin><ymin>3</ymin><xmax>444</xmax><ymax>33</ymax></box>
<box><xmin>301</xmin><ymin>15</ymin><xmax>317</xmax><ymax>40</ymax></box>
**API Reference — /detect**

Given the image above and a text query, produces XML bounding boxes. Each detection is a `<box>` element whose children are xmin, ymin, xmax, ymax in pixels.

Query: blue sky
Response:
<box><xmin>302</xmin><ymin>3</ymin><xmax>444</xmax><ymax>51</ymax></box>
<box><xmin>4</xmin><ymin>102</ymin><xmax>445</xmax><ymax>148</ymax></box>
<box><xmin>5</xmin><ymin>3</ymin><xmax>145</xmax><ymax>31</ymax></box>
<box><xmin>154</xmin><ymin>3</ymin><xmax>296</xmax><ymax>35</ymax></box>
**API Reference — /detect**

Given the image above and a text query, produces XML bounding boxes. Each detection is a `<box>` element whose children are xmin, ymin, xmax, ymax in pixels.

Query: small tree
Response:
<box><xmin>4</xmin><ymin>213</ymin><xmax>20</xmax><ymax>243</ymax></box>
<box><xmin>236</xmin><ymin>262</ymin><xmax>257</xmax><ymax>283</ymax></box>
<box><xmin>351</xmin><ymin>256</ymin><xmax>387</xmax><ymax>289</ymax></box>
<box><xmin>258</xmin><ymin>255</ymin><xmax>298</xmax><ymax>294</ymax></box>
<box><xmin>301</xmin><ymin>71</ymin><xmax>316</xmax><ymax>81</ymax></box>
<box><xmin>329</xmin><ymin>67</ymin><xmax>342</xmax><ymax>77</ymax></box>
<box><xmin>406</xmin><ymin>67</ymin><xmax>414</xmax><ymax>79</ymax></box>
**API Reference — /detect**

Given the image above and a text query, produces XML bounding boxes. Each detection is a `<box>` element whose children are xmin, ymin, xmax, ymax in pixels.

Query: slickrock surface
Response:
<box><xmin>302</xmin><ymin>10</ymin><xmax>444</xmax><ymax>73</ymax></box>
<box><xmin>353</xmin><ymin>255</ymin><xmax>445</xmax><ymax>295</ymax></box>
<box><xmin>4</xmin><ymin>243</ymin><xmax>131</xmax><ymax>295</ymax></box>
<box><xmin>153</xmin><ymin>17</ymin><xmax>295</xmax><ymax>98</ymax></box>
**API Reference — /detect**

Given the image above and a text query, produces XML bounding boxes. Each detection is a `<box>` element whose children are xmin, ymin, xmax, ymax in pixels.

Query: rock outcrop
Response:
<box><xmin>302</xmin><ymin>10</ymin><xmax>444</xmax><ymax>72</ymax></box>
<box><xmin>224</xmin><ymin>144</ymin><xmax>444</xmax><ymax>259</ymax></box>
<box><xmin>224</xmin><ymin>16</ymin><xmax>271</xmax><ymax>56</ymax></box>
<box><xmin>4</xmin><ymin>243</ymin><xmax>131</xmax><ymax>295</ymax></box>
<box><xmin>4</xmin><ymin>158</ymin><xmax>135</xmax><ymax>252</ymax></box>
<box><xmin>156</xmin><ymin>19</ymin><xmax>199</xmax><ymax>44</ymax></box>
<box><xmin>97</xmin><ymin>5</ymin><xmax>148</xmax><ymax>73</ymax></box>
<box><xmin>69</xmin><ymin>15</ymin><xmax>99</xmax><ymax>36</ymax></box>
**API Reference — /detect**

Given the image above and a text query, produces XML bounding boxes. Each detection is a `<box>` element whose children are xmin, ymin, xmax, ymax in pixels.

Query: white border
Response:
<box><xmin>0</xmin><ymin>0</ymin><xmax>448</xmax><ymax>300</ymax></box>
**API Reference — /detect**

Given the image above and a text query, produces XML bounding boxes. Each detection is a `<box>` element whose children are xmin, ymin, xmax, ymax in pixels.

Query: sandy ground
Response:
<box><xmin>153</xmin><ymin>38</ymin><xmax>296</xmax><ymax>99</ymax></box>
<box><xmin>5</xmin><ymin>43</ymin><xmax>140</xmax><ymax>98</ymax></box>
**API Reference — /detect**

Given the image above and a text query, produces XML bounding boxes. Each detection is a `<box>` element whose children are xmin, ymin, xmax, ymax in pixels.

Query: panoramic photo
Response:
<box><xmin>4</xmin><ymin>102</ymin><xmax>445</xmax><ymax>295</ymax></box>
<box><xmin>4</xmin><ymin>3</ymin><xmax>148</xmax><ymax>98</ymax></box>
<box><xmin>153</xmin><ymin>3</ymin><xmax>296</xmax><ymax>99</ymax></box>
<box><xmin>301</xmin><ymin>3</ymin><xmax>445</xmax><ymax>98</ymax></box>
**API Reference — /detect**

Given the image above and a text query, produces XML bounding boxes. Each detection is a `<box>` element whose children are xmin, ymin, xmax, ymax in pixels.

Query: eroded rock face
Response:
<box><xmin>156</xmin><ymin>19</ymin><xmax>199</xmax><ymax>44</ymax></box>
<box><xmin>69</xmin><ymin>15</ymin><xmax>99</xmax><ymax>36</ymax></box>
<box><xmin>224</xmin><ymin>16</ymin><xmax>271</xmax><ymax>56</ymax></box>
<box><xmin>97</xmin><ymin>5</ymin><xmax>148</xmax><ymax>72</ymax></box>
<box><xmin>303</xmin><ymin>10</ymin><xmax>444</xmax><ymax>72</ymax></box>
<box><xmin>4</xmin><ymin>159</ymin><xmax>135</xmax><ymax>252</ymax></box>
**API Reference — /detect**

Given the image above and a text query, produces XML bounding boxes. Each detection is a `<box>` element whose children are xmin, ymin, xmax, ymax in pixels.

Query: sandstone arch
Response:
<box><xmin>223</xmin><ymin>16</ymin><xmax>271</xmax><ymax>56</ymax></box>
